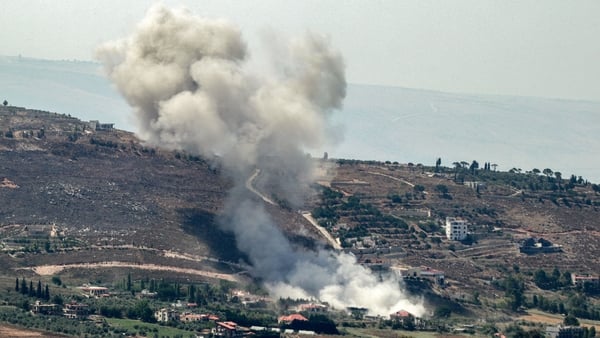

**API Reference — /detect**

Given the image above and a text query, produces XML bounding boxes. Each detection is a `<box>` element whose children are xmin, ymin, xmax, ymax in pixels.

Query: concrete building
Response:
<box><xmin>402</xmin><ymin>266</ymin><xmax>445</xmax><ymax>285</ymax></box>
<box><xmin>571</xmin><ymin>274</ymin><xmax>600</xmax><ymax>287</ymax></box>
<box><xmin>89</xmin><ymin>120</ymin><xmax>114</xmax><ymax>131</ymax></box>
<box><xmin>155</xmin><ymin>308</ymin><xmax>179</xmax><ymax>322</ymax></box>
<box><xmin>445</xmin><ymin>217</ymin><xmax>468</xmax><ymax>240</ymax></box>
<box><xmin>32</xmin><ymin>301</ymin><xmax>59</xmax><ymax>315</ymax></box>
<box><xmin>80</xmin><ymin>286</ymin><xmax>109</xmax><ymax>298</ymax></box>
<box><xmin>63</xmin><ymin>301</ymin><xmax>89</xmax><ymax>319</ymax></box>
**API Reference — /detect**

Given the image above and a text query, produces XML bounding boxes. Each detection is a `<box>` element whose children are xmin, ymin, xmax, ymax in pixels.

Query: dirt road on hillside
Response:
<box><xmin>29</xmin><ymin>262</ymin><xmax>240</xmax><ymax>282</ymax></box>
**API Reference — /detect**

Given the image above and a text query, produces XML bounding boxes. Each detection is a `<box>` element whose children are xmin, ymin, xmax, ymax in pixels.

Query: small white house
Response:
<box><xmin>445</xmin><ymin>217</ymin><xmax>468</xmax><ymax>241</ymax></box>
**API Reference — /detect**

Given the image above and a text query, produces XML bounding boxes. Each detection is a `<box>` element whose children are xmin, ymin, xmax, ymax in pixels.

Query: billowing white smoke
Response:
<box><xmin>97</xmin><ymin>5</ymin><xmax>424</xmax><ymax>316</ymax></box>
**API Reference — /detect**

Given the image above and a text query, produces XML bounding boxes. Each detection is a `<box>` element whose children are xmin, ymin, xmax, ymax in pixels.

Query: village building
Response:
<box><xmin>402</xmin><ymin>266</ymin><xmax>445</xmax><ymax>285</ymax></box>
<box><xmin>278</xmin><ymin>313</ymin><xmax>308</xmax><ymax>325</ymax></box>
<box><xmin>519</xmin><ymin>237</ymin><xmax>562</xmax><ymax>254</ymax></box>
<box><xmin>390</xmin><ymin>310</ymin><xmax>422</xmax><ymax>329</ymax></box>
<box><xmin>298</xmin><ymin>303</ymin><xmax>328</xmax><ymax>313</ymax></box>
<box><xmin>80</xmin><ymin>285</ymin><xmax>109</xmax><ymax>298</ymax></box>
<box><xmin>213</xmin><ymin>321</ymin><xmax>244</xmax><ymax>338</ymax></box>
<box><xmin>155</xmin><ymin>308</ymin><xmax>180</xmax><ymax>322</ymax></box>
<box><xmin>390</xmin><ymin>310</ymin><xmax>414</xmax><ymax>323</ymax></box>
<box><xmin>32</xmin><ymin>301</ymin><xmax>59</xmax><ymax>315</ymax></box>
<box><xmin>180</xmin><ymin>312</ymin><xmax>205</xmax><ymax>322</ymax></box>
<box><xmin>63</xmin><ymin>301</ymin><xmax>89</xmax><ymax>319</ymax></box>
<box><xmin>445</xmin><ymin>217</ymin><xmax>468</xmax><ymax>241</ymax></box>
<box><xmin>571</xmin><ymin>273</ymin><xmax>600</xmax><ymax>287</ymax></box>
<box><xmin>24</xmin><ymin>224</ymin><xmax>52</xmax><ymax>238</ymax></box>
<box><xmin>138</xmin><ymin>289</ymin><xmax>157</xmax><ymax>298</ymax></box>
<box><xmin>463</xmin><ymin>181</ymin><xmax>486</xmax><ymax>191</ymax></box>
<box><xmin>88</xmin><ymin>120</ymin><xmax>114</xmax><ymax>131</ymax></box>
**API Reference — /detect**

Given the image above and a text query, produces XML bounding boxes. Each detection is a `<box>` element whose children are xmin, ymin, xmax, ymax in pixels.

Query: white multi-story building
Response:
<box><xmin>445</xmin><ymin>217</ymin><xmax>468</xmax><ymax>240</ymax></box>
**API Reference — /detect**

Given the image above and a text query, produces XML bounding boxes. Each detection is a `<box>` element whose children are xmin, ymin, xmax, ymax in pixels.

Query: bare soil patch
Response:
<box><xmin>0</xmin><ymin>324</ymin><xmax>67</xmax><ymax>338</ymax></box>
<box><xmin>30</xmin><ymin>261</ymin><xmax>240</xmax><ymax>281</ymax></box>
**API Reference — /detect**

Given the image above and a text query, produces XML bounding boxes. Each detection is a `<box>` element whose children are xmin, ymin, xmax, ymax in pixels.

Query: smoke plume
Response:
<box><xmin>97</xmin><ymin>5</ymin><xmax>424</xmax><ymax>316</ymax></box>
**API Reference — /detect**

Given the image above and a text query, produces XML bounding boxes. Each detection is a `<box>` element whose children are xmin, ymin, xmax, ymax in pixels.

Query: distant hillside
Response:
<box><xmin>0</xmin><ymin>106</ymin><xmax>321</xmax><ymax>280</ymax></box>
<box><xmin>2</xmin><ymin>56</ymin><xmax>599</xmax><ymax>182</ymax></box>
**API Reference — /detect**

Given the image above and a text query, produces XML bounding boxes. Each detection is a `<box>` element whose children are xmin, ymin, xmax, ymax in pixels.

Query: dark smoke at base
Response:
<box><xmin>97</xmin><ymin>5</ymin><xmax>424</xmax><ymax>316</ymax></box>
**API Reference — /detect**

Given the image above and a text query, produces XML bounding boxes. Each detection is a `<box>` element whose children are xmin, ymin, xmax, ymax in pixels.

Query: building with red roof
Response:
<box><xmin>278</xmin><ymin>313</ymin><xmax>309</xmax><ymax>324</ymax></box>
<box><xmin>213</xmin><ymin>321</ymin><xmax>243</xmax><ymax>338</ymax></box>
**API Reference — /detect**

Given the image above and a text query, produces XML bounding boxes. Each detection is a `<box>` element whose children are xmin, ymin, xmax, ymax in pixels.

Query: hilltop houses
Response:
<box><xmin>88</xmin><ymin>120</ymin><xmax>114</xmax><ymax>131</ymax></box>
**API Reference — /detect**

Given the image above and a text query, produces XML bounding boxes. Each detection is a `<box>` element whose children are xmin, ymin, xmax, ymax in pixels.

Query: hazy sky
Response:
<box><xmin>2</xmin><ymin>0</ymin><xmax>599</xmax><ymax>101</ymax></box>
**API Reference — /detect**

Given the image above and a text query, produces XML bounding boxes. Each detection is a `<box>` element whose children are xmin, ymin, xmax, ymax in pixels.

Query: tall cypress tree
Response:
<box><xmin>15</xmin><ymin>278</ymin><xmax>19</xmax><ymax>292</ymax></box>
<box><xmin>44</xmin><ymin>284</ymin><xmax>50</xmax><ymax>300</ymax></box>
<box><xmin>127</xmin><ymin>273</ymin><xmax>132</xmax><ymax>291</ymax></box>
<box><xmin>29</xmin><ymin>281</ymin><xmax>34</xmax><ymax>297</ymax></box>
<box><xmin>20</xmin><ymin>278</ymin><xmax>27</xmax><ymax>295</ymax></box>
<box><xmin>36</xmin><ymin>280</ymin><xmax>42</xmax><ymax>298</ymax></box>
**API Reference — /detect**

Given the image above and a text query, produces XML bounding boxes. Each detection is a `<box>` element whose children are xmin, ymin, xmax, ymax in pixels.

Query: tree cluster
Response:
<box><xmin>533</xmin><ymin>268</ymin><xmax>571</xmax><ymax>290</ymax></box>
<box><xmin>15</xmin><ymin>277</ymin><xmax>50</xmax><ymax>301</ymax></box>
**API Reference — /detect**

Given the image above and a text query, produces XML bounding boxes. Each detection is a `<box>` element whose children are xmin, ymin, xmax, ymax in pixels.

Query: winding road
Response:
<box><xmin>245</xmin><ymin>168</ymin><xmax>341</xmax><ymax>250</ymax></box>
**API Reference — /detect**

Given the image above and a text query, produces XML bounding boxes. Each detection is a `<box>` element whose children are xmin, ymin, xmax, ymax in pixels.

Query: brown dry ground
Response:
<box><xmin>0</xmin><ymin>106</ymin><xmax>322</xmax><ymax>284</ymax></box>
<box><xmin>0</xmin><ymin>324</ymin><xmax>68</xmax><ymax>338</ymax></box>
<box><xmin>328</xmin><ymin>163</ymin><xmax>600</xmax><ymax>300</ymax></box>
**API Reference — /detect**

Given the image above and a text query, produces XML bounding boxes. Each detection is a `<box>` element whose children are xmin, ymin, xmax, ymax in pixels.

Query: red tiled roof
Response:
<box><xmin>391</xmin><ymin>310</ymin><xmax>412</xmax><ymax>318</ymax></box>
<box><xmin>217</xmin><ymin>321</ymin><xmax>237</xmax><ymax>330</ymax></box>
<box><xmin>278</xmin><ymin>313</ymin><xmax>309</xmax><ymax>323</ymax></box>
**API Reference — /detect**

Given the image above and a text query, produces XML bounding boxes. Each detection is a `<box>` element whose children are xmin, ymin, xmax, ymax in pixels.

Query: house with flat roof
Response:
<box><xmin>63</xmin><ymin>301</ymin><xmax>89</xmax><ymax>319</ymax></box>
<box><xmin>571</xmin><ymin>273</ymin><xmax>600</xmax><ymax>287</ymax></box>
<box><xmin>445</xmin><ymin>217</ymin><xmax>468</xmax><ymax>241</ymax></box>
